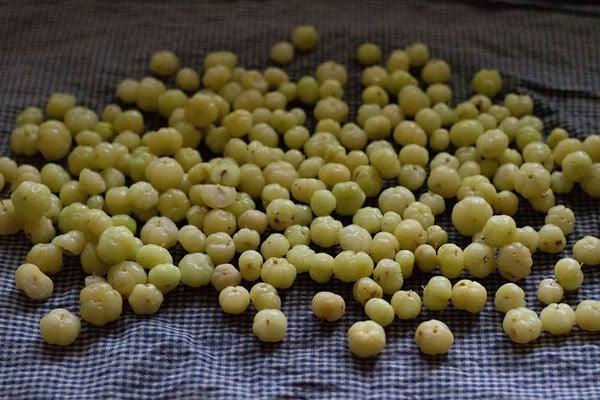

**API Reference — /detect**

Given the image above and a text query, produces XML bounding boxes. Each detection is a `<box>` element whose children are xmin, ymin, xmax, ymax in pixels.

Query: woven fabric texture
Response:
<box><xmin>0</xmin><ymin>1</ymin><xmax>599</xmax><ymax>399</ymax></box>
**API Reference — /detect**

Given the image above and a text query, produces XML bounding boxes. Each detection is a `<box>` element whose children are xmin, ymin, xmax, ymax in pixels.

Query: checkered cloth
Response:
<box><xmin>1</xmin><ymin>1</ymin><xmax>599</xmax><ymax>399</ymax></box>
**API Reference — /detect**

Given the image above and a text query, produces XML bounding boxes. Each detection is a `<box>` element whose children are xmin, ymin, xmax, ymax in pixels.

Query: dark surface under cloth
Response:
<box><xmin>0</xmin><ymin>1</ymin><xmax>599</xmax><ymax>399</ymax></box>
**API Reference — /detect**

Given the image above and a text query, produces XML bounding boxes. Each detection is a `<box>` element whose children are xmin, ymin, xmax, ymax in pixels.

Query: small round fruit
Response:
<box><xmin>502</xmin><ymin>307</ymin><xmax>542</xmax><ymax>344</ymax></box>
<box><xmin>347</xmin><ymin>320</ymin><xmax>386</xmax><ymax>358</ymax></box>
<box><xmin>252</xmin><ymin>309</ymin><xmax>288</xmax><ymax>342</ymax></box>
<box><xmin>414</xmin><ymin>319</ymin><xmax>454</xmax><ymax>355</ymax></box>
<box><xmin>312</xmin><ymin>291</ymin><xmax>345</xmax><ymax>321</ymax></box>
<box><xmin>39</xmin><ymin>308</ymin><xmax>81</xmax><ymax>346</ymax></box>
